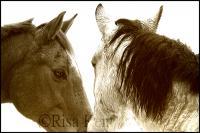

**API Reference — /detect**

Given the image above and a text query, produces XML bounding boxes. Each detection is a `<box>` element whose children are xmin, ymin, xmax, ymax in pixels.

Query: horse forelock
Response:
<box><xmin>56</xmin><ymin>31</ymin><xmax>74</xmax><ymax>55</ymax></box>
<box><xmin>108</xmin><ymin>19</ymin><xmax>199</xmax><ymax>120</ymax></box>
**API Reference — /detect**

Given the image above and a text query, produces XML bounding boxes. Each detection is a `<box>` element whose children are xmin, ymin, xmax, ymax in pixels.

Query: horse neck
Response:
<box><xmin>1</xmin><ymin>33</ymin><xmax>35</xmax><ymax>103</ymax></box>
<box><xmin>134</xmin><ymin>81</ymin><xmax>199</xmax><ymax>131</ymax></box>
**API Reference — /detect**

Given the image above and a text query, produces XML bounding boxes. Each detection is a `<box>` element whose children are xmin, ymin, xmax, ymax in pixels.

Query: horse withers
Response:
<box><xmin>1</xmin><ymin>12</ymin><xmax>92</xmax><ymax>132</ymax></box>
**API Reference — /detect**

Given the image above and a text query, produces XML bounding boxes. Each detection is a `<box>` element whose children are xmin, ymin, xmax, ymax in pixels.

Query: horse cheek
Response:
<box><xmin>9</xmin><ymin>65</ymin><xmax>57</xmax><ymax>120</ymax></box>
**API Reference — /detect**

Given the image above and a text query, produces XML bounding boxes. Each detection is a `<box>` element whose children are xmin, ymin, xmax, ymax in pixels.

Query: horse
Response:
<box><xmin>1</xmin><ymin>12</ymin><xmax>92</xmax><ymax>132</ymax></box>
<box><xmin>88</xmin><ymin>4</ymin><xmax>199</xmax><ymax>132</ymax></box>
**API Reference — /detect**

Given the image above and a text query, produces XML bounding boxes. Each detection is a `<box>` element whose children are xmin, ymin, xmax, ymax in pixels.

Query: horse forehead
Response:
<box><xmin>101</xmin><ymin>32</ymin><xmax>130</xmax><ymax>61</ymax></box>
<box><xmin>102</xmin><ymin>25</ymin><xmax>118</xmax><ymax>43</ymax></box>
<box><xmin>55</xmin><ymin>33</ymin><xmax>80</xmax><ymax>71</ymax></box>
<box><xmin>56</xmin><ymin>31</ymin><xmax>74</xmax><ymax>55</ymax></box>
<box><xmin>67</xmin><ymin>52</ymin><xmax>80</xmax><ymax>74</ymax></box>
<box><xmin>107</xmin><ymin>22</ymin><xmax>118</xmax><ymax>34</ymax></box>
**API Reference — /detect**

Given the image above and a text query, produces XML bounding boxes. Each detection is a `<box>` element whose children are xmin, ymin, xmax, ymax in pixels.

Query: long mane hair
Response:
<box><xmin>109</xmin><ymin>19</ymin><xmax>199</xmax><ymax>120</ymax></box>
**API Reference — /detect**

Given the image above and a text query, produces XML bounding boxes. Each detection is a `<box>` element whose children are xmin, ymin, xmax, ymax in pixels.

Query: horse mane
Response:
<box><xmin>1</xmin><ymin>20</ymin><xmax>36</xmax><ymax>41</ymax></box>
<box><xmin>1</xmin><ymin>20</ymin><xmax>73</xmax><ymax>54</ymax></box>
<box><xmin>109</xmin><ymin>19</ymin><xmax>199</xmax><ymax>120</ymax></box>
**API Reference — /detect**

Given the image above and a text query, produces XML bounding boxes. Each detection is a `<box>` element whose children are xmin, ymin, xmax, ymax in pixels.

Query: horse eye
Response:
<box><xmin>53</xmin><ymin>69</ymin><xmax>67</xmax><ymax>80</ymax></box>
<box><xmin>91</xmin><ymin>57</ymin><xmax>97</xmax><ymax>68</ymax></box>
<box><xmin>92</xmin><ymin>61</ymin><xmax>96</xmax><ymax>68</ymax></box>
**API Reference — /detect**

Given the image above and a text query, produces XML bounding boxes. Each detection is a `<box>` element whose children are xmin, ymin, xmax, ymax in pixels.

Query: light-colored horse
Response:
<box><xmin>88</xmin><ymin>4</ymin><xmax>199</xmax><ymax>131</ymax></box>
<box><xmin>1</xmin><ymin>12</ymin><xmax>92</xmax><ymax>132</ymax></box>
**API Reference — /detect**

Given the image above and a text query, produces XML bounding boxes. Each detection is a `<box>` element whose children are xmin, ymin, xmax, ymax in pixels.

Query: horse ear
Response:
<box><xmin>154</xmin><ymin>5</ymin><xmax>163</xmax><ymax>29</ymax></box>
<box><xmin>42</xmin><ymin>11</ymin><xmax>65</xmax><ymax>40</ymax></box>
<box><xmin>145</xmin><ymin>5</ymin><xmax>163</xmax><ymax>32</ymax></box>
<box><xmin>95</xmin><ymin>3</ymin><xmax>112</xmax><ymax>35</ymax></box>
<box><xmin>62</xmin><ymin>14</ymin><xmax>77</xmax><ymax>33</ymax></box>
<box><xmin>22</xmin><ymin>18</ymin><xmax>34</xmax><ymax>24</ymax></box>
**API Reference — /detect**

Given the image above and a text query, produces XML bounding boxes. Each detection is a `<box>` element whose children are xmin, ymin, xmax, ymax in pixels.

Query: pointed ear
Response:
<box><xmin>22</xmin><ymin>18</ymin><xmax>34</xmax><ymax>24</ymax></box>
<box><xmin>62</xmin><ymin>14</ymin><xmax>77</xmax><ymax>33</ymax></box>
<box><xmin>42</xmin><ymin>11</ymin><xmax>65</xmax><ymax>40</ymax></box>
<box><xmin>153</xmin><ymin>5</ymin><xmax>163</xmax><ymax>30</ymax></box>
<box><xmin>95</xmin><ymin>3</ymin><xmax>112</xmax><ymax>35</ymax></box>
<box><xmin>145</xmin><ymin>5</ymin><xmax>163</xmax><ymax>32</ymax></box>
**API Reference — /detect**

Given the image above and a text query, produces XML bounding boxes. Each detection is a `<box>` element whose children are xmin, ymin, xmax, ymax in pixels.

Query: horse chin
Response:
<box><xmin>37</xmin><ymin>105</ymin><xmax>90</xmax><ymax>132</ymax></box>
<box><xmin>44</xmin><ymin>124</ymin><xmax>77</xmax><ymax>132</ymax></box>
<box><xmin>37</xmin><ymin>106</ymin><xmax>79</xmax><ymax>132</ymax></box>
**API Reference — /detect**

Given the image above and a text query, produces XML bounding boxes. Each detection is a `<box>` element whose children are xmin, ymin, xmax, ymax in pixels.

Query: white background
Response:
<box><xmin>1</xmin><ymin>1</ymin><xmax>199</xmax><ymax>131</ymax></box>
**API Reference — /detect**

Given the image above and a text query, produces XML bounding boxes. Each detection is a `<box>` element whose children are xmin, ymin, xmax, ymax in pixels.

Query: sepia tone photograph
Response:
<box><xmin>1</xmin><ymin>1</ymin><xmax>199</xmax><ymax>132</ymax></box>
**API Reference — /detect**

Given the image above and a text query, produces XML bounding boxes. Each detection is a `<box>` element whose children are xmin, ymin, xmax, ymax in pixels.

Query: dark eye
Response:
<box><xmin>92</xmin><ymin>61</ymin><xmax>96</xmax><ymax>68</ymax></box>
<box><xmin>53</xmin><ymin>69</ymin><xmax>67</xmax><ymax>80</ymax></box>
<box><xmin>91</xmin><ymin>57</ymin><xmax>96</xmax><ymax>68</ymax></box>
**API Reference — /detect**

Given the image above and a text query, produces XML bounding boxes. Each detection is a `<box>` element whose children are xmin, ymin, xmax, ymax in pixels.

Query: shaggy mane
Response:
<box><xmin>109</xmin><ymin>19</ymin><xmax>199</xmax><ymax>120</ymax></box>
<box><xmin>1</xmin><ymin>19</ymin><xmax>36</xmax><ymax>41</ymax></box>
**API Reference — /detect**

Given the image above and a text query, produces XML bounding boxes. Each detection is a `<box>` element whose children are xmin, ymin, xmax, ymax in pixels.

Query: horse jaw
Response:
<box><xmin>38</xmin><ymin>107</ymin><xmax>77</xmax><ymax>132</ymax></box>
